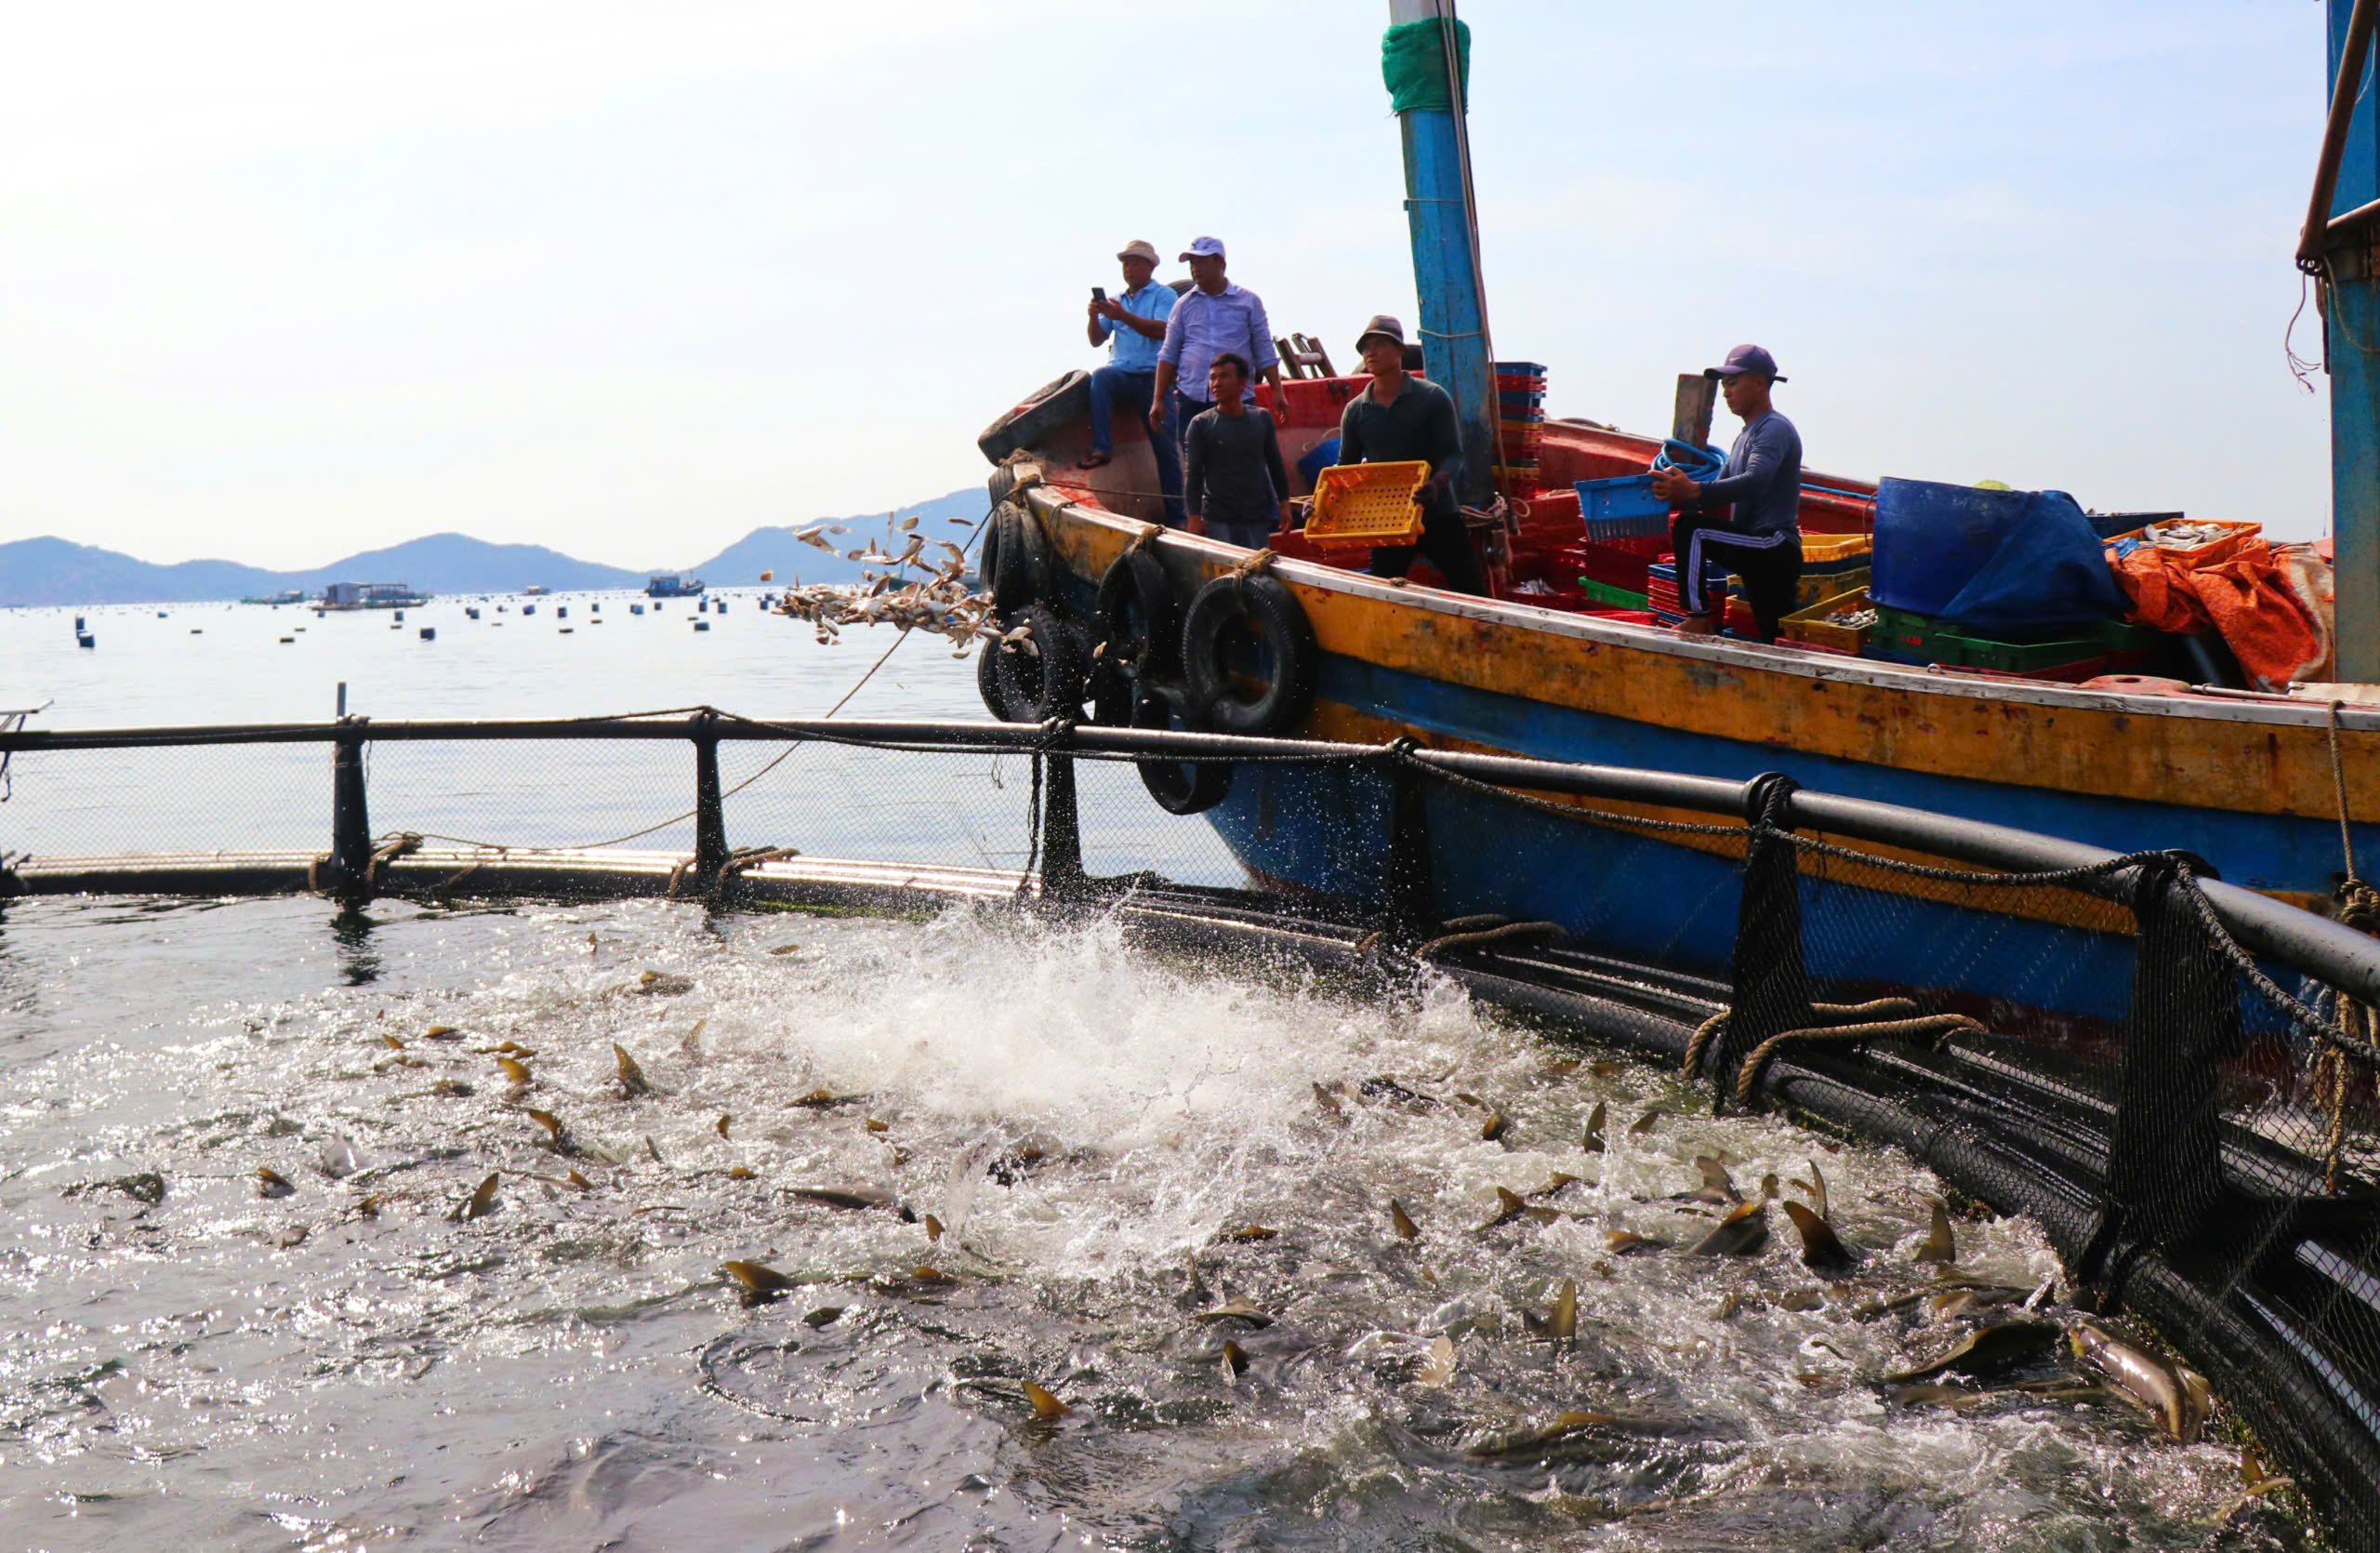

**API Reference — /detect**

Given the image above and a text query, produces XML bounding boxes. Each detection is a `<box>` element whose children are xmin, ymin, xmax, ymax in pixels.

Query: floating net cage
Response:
<box><xmin>5</xmin><ymin>707</ymin><xmax>2380</xmax><ymax>1548</ymax></box>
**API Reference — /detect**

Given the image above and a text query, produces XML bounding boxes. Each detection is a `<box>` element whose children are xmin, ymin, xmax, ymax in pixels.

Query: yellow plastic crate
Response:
<box><xmin>1779</xmin><ymin>587</ymin><xmax>1873</xmax><ymax>654</ymax></box>
<box><xmin>1304</xmin><ymin>460</ymin><xmax>1430</xmax><ymax>548</ymax></box>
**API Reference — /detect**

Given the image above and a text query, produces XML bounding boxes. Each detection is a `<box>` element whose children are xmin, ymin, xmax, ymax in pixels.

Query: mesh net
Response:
<box><xmin>5</xmin><ymin>717</ymin><xmax>2380</xmax><ymax>1547</ymax></box>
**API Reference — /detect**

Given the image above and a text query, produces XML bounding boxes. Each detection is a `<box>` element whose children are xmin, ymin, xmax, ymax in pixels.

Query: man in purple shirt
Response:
<box><xmin>1148</xmin><ymin>237</ymin><xmax>1287</xmax><ymax>527</ymax></box>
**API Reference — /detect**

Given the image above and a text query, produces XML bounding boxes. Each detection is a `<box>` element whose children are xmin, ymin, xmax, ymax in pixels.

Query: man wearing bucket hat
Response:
<box><xmin>1333</xmin><ymin>314</ymin><xmax>1486</xmax><ymax>595</ymax></box>
<box><xmin>1648</xmin><ymin>343</ymin><xmax>1803</xmax><ymax>640</ymax></box>
<box><xmin>1082</xmin><ymin>240</ymin><xmax>1184</xmax><ymax>521</ymax></box>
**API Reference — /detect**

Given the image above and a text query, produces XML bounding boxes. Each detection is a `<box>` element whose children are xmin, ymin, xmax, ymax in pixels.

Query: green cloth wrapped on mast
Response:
<box><xmin>1381</xmin><ymin>17</ymin><xmax>1470</xmax><ymax>113</ymax></box>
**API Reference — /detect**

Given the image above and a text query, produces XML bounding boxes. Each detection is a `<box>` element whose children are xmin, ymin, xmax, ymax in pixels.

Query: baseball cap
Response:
<box><xmin>1116</xmin><ymin>240</ymin><xmax>1159</xmax><ymax>263</ymax></box>
<box><xmin>1179</xmin><ymin>235</ymin><xmax>1227</xmax><ymax>261</ymax></box>
<box><xmin>1705</xmin><ymin>343</ymin><xmax>1786</xmax><ymax>382</ymax></box>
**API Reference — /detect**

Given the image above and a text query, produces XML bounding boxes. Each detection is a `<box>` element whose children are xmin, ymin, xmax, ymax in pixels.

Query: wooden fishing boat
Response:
<box><xmin>968</xmin><ymin>1</ymin><xmax>2380</xmax><ymax>1013</ymax></box>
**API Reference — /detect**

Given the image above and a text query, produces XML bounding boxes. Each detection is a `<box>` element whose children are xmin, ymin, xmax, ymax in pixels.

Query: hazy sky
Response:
<box><xmin>0</xmin><ymin>2</ymin><xmax>2338</xmax><ymax>568</ymax></box>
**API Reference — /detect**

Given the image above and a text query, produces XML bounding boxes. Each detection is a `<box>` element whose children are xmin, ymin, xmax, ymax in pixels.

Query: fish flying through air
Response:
<box><xmin>257</xmin><ymin>1167</ymin><xmax>297</xmax><ymax>1199</ymax></box>
<box><xmin>1390</xmin><ymin>1200</ymin><xmax>1420</xmax><ymax>1241</ymax></box>
<box><xmin>1021</xmin><ymin>1381</ymin><xmax>1069</xmax><ymax>1419</ymax></box>
<box><xmin>1781</xmin><ymin>1200</ymin><xmax>1857</xmax><ymax>1273</ymax></box>
<box><xmin>614</xmin><ymin>1043</ymin><xmax>653</xmax><ymax>1097</ymax></box>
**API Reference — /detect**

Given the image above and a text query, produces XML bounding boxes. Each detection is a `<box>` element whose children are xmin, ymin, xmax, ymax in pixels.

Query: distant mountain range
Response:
<box><xmin>0</xmin><ymin>486</ymin><xmax>989</xmax><ymax>607</ymax></box>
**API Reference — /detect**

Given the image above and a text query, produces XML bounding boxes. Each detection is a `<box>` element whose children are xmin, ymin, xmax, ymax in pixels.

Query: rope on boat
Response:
<box><xmin>1412</xmin><ymin>919</ymin><xmax>1564</xmax><ymax>960</ymax></box>
<box><xmin>1681</xmin><ymin>997</ymin><xmax>1922</xmax><ymax>1082</ymax></box>
<box><xmin>1730</xmin><ymin>1011</ymin><xmax>1987</xmax><ymax>1109</ymax></box>
<box><xmin>2329</xmin><ymin>700</ymin><xmax>2360</xmax><ymax>886</ymax></box>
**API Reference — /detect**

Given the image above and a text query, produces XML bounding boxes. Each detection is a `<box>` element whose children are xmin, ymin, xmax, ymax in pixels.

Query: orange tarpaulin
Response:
<box><xmin>2109</xmin><ymin>536</ymin><xmax>2328</xmax><ymax>690</ymax></box>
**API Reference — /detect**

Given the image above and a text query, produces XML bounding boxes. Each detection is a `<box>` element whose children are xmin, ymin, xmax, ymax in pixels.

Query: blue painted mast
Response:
<box><xmin>1385</xmin><ymin>0</ymin><xmax>1496</xmax><ymax>506</ymax></box>
<box><xmin>2314</xmin><ymin>0</ymin><xmax>2380</xmax><ymax>682</ymax></box>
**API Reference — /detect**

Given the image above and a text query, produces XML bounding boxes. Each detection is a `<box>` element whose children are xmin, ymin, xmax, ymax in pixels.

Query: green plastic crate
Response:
<box><xmin>1932</xmin><ymin>629</ymin><xmax>2103</xmax><ymax>673</ymax></box>
<box><xmin>1871</xmin><ymin>604</ymin><xmax>1941</xmax><ymax>658</ymax></box>
<box><xmin>1576</xmin><ymin>576</ymin><xmax>1649</xmax><ymax>610</ymax></box>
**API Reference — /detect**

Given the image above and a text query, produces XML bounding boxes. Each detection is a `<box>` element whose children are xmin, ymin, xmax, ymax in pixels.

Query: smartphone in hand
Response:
<box><xmin>1091</xmin><ymin>286</ymin><xmax>1106</xmax><ymax>303</ymax></box>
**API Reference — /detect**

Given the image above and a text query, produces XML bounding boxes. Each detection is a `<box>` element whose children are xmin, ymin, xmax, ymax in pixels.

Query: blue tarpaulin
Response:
<box><xmin>1871</xmin><ymin>479</ymin><xmax>2124</xmax><ymax>634</ymax></box>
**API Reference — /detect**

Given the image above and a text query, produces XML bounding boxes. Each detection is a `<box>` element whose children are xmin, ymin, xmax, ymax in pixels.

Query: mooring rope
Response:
<box><xmin>1681</xmin><ymin>997</ymin><xmax>1923</xmax><ymax>1082</ymax></box>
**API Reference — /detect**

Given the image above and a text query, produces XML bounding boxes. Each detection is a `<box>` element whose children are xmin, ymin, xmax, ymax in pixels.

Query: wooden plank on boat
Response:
<box><xmin>1672</xmin><ymin>374</ymin><xmax>1716</xmax><ymax>448</ymax></box>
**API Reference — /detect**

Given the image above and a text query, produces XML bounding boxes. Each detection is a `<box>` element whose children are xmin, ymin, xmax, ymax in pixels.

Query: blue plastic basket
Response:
<box><xmin>1576</xmin><ymin>475</ymin><xmax>1673</xmax><ymax>541</ymax></box>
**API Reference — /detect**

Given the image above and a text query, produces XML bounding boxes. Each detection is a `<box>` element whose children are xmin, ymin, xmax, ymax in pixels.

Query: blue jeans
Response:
<box><xmin>1089</xmin><ymin>365</ymin><xmax>1184</xmax><ymax>526</ymax></box>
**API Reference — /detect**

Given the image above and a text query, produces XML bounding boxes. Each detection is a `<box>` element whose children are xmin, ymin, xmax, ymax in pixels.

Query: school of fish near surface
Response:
<box><xmin>0</xmin><ymin>893</ymin><xmax>2316</xmax><ymax>1549</ymax></box>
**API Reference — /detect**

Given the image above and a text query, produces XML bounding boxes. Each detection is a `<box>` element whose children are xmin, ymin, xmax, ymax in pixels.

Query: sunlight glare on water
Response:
<box><xmin>0</xmin><ymin>894</ymin><xmax>2297</xmax><ymax>1550</ymax></box>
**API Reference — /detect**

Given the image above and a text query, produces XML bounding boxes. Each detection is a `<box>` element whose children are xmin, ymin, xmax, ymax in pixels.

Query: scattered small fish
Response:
<box><xmin>790</xmin><ymin>1088</ymin><xmax>860</xmax><ymax>1110</ymax></box>
<box><xmin>716</xmin><ymin>1114</ymin><xmax>731</xmax><ymax>1139</ymax></box>
<box><xmin>1688</xmin><ymin>1200</ymin><xmax>1768</xmax><ymax>1256</ymax></box>
<box><xmin>1582</xmin><ymin>1101</ymin><xmax>1606</xmax><ymax>1153</ymax></box>
<box><xmin>1522</xmin><ymin>1278</ymin><xmax>1577</xmax><ymax>1342</ymax></box>
<box><xmin>1021</xmin><ymin>1381</ymin><xmax>1069</xmax><ymax>1420</ymax></box>
<box><xmin>257</xmin><ymin>1167</ymin><xmax>296</xmax><ymax>1199</ymax></box>
<box><xmin>423</xmin><ymin>1025</ymin><xmax>461</xmax><ymax>1042</ymax></box>
<box><xmin>1628</xmin><ymin>1109</ymin><xmax>1659</xmax><ymax>1138</ymax></box>
<box><xmin>767</xmin><ymin>942</ymin><xmax>801</xmax><ymax>956</ymax></box>
<box><xmin>802</xmin><ymin>1306</ymin><xmax>844</xmax><ymax>1328</ymax></box>
<box><xmin>1417</xmin><ymin>1334</ymin><xmax>1458</xmax><ymax>1386</ymax></box>
<box><xmin>681</xmin><ymin>1018</ymin><xmax>707</xmax><ymax>1055</ymax></box>
<box><xmin>523</xmin><ymin>1108</ymin><xmax>574</xmax><ymax>1152</ymax></box>
<box><xmin>1467</xmin><ymin>1409</ymin><xmax>1687</xmax><ymax>1459</ymax></box>
<box><xmin>278</xmin><ymin>1225</ymin><xmax>310</xmax><ymax>1249</ymax></box>
<box><xmin>628</xmin><ymin>969</ymin><xmax>694</xmax><ymax>996</ymax></box>
<box><xmin>566</xmin><ymin>1169</ymin><xmax>593</xmax><ymax>1190</ymax></box>
<box><xmin>1914</xmin><ymin>1200</ymin><xmax>1957</xmax><ymax>1264</ymax></box>
<box><xmin>1686</xmin><ymin>1155</ymin><xmax>1739</xmax><ymax>1205</ymax></box>
<box><xmin>1225</xmin><ymin>1226</ymin><xmax>1277</xmax><ymax>1243</ymax></box>
<box><xmin>908</xmin><ymin>1265</ymin><xmax>957</xmax><ymax>1286</ymax></box>
<box><xmin>1220</xmin><ymin>1340</ymin><xmax>1250</xmax><ymax>1379</ymax></box>
<box><xmin>924</xmin><ymin>1214</ymin><xmax>945</xmax><ymax>1242</ymax></box>
<box><xmin>1529</xmin><ymin>1173</ymin><xmax>1581</xmax><ymax>1200</ymax></box>
<box><xmin>865</xmin><ymin>1118</ymin><xmax>890</xmax><ymax>1134</ymax></box>
<box><xmin>449</xmin><ymin>1172</ymin><xmax>499</xmax><ymax>1223</ymax></box>
<box><xmin>496</xmin><ymin>1056</ymin><xmax>531</xmax><ymax>1088</ymax></box>
<box><xmin>1390</xmin><ymin>1200</ymin><xmax>1420</xmax><ymax>1241</ymax></box>
<box><xmin>1476</xmin><ymin>1186</ymin><xmax>1529</xmax><ymax>1231</ymax></box>
<box><xmin>1781</xmin><ymin>1200</ymin><xmax>1856</xmax><ymax>1272</ymax></box>
<box><xmin>787</xmin><ymin>1185</ymin><xmax>893</xmax><ymax>1212</ymax></box>
<box><xmin>1606</xmin><ymin>1229</ymin><xmax>1668</xmax><ymax>1255</ymax></box>
<box><xmin>1193</xmin><ymin>1300</ymin><xmax>1273</xmax><ymax>1328</ymax></box>
<box><xmin>1790</xmin><ymin>1161</ymin><xmax>1831</xmax><ymax>1222</ymax></box>
<box><xmin>727</xmin><ymin>1166</ymin><xmax>755</xmax><ymax>1180</ymax></box>
<box><xmin>644</xmin><ymin>1135</ymin><xmax>665</xmax><ymax>1165</ymax></box>
<box><xmin>721</xmin><ymin>1259</ymin><xmax>799</xmax><ymax>1300</ymax></box>
<box><xmin>379</xmin><ymin>1034</ymin><xmax>405</xmax><ymax>1051</ymax></box>
<box><xmin>1480</xmin><ymin>1112</ymin><xmax>1509</xmax><ymax>1142</ymax></box>
<box><xmin>1884</xmin><ymin>1320</ymin><xmax>2059</xmax><ymax>1384</ymax></box>
<box><xmin>614</xmin><ymin>1043</ymin><xmax>652</xmax><ymax>1097</ymax></box>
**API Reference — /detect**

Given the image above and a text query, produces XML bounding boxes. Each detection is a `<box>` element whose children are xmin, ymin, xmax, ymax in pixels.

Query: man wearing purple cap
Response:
<box><xmin>1649</xmin><ymin>344</ymin><xmax>1803</xmax><ymax>641</ymax></box>
<box><xmin>1148</xmin><ymin>237</ymin><xmax>1287</xmax><ymax>527</ymax></box>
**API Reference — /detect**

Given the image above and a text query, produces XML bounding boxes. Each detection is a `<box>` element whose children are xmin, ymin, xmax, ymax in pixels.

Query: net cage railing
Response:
<box><xmin>6</xmin><ymin>708</ymin><xmax>2380</xmax><ymax>1546</ymax></box>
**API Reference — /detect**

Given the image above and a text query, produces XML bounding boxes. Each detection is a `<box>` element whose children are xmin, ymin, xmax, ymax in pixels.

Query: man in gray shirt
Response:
<box><xmin>1649</xmin><ymin>343</ymin><xmax>1803</xmax><ymax>641</ymax></box>
<box><xmin>1183</xmin><ymin>353</ymin><xmax>1292</xmax><ymax>550</ymax></box>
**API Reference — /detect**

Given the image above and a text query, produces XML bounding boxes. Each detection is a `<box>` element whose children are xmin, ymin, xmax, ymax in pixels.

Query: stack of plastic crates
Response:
<box><xmin>1646</xmin><ymin>555</ymin><xmax>1730</xmax><ymax>622</ymax></box>
<box><xmin>1495</xmin><ymin>362</ymin><xmax>1545</xmax><ymax>484</ymax></box>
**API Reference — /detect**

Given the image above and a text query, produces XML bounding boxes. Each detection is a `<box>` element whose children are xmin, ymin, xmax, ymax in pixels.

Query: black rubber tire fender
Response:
<box><xmin>1130</xmin><ymin>683</ymin><xmax>1233</xmax><ymax>816</ymax></box>
<box><xmin>989</xmin><ymin>505</ymin><xmax>1051</xmax><ymax>616</ymax></box>
<box><xmin>981</xmin><ymin>603</ymin><xmax>1090</xmax><ymax>723</ymax></box>
<box><xmin>976</xmin><ymin>371</ymin><xmax>1092</xmax><ymax>463</ymax></box>
<box><xmin>1179</xmin><ymin>573</ymin><xmax>1318</xmax><ymax>737</ymax></box>
<box><xmin>1094</xmin><ymin>548</ymin><xmax>1182</xmax><ymax>684</ymax></box>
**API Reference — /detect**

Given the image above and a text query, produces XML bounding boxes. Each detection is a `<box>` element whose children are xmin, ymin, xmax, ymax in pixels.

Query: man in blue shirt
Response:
<box><xmin>1649</xmin><ymin>343</ymin><xmax>1804</xmax><ymax>642</ymax></box>
<box><xmin>1082</xmin><ymin>240</ymin><xmax>1183</xmax><ymax>522</ymax></box>
<box><xmin>1148</xmin><ymin>236</ymin><xmax>1287</xmax><ymax>527</ymax></box>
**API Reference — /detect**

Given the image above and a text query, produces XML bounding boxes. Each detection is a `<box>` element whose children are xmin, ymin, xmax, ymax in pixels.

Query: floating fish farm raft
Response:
<box><xmin>5</xmin><ymin>709</ymin><xmax>2380</xmax><ymax>1546</ymax></box>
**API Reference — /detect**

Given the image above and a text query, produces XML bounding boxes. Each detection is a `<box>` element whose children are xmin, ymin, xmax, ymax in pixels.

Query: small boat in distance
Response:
<box><xmin>238</xmin><ymin>589</ymin><xmax>306</xmax><ymax>606</ymax></box>
<box><xmin>522</xmin><ymin>584</ymin><xmax>550</xmax><ymax>596</ymax></box>
<box><xmin>318</xmin><ymin>581</ymin><xmax>429</xmax><ymax>610</ymax></box>
<box><xmin>645</xmin><ymin>574</ymin><xmax>705</xmax><ymax>598</ymax></box>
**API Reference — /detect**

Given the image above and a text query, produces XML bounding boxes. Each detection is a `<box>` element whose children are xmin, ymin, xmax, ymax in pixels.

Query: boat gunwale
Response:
<box><xmin>1025</xmin><ymin>481</ymin><xmax>2380</xmax><ymax>737</ymax></box>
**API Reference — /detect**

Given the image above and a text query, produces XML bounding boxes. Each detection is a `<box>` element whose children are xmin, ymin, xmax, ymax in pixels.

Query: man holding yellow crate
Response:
<box><xmin>1335</xmin><ymin>314</ymin><xmax>1486</xmax><ymax>596</ymax></box>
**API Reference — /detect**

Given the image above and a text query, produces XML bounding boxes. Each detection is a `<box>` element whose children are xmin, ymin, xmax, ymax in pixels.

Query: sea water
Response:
<box><xmin>0</xmin><ymin>592</ymin><xmax>2309</xmax><ymax>1548</ymax></box>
